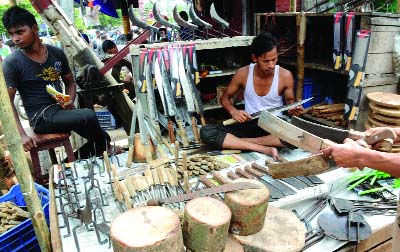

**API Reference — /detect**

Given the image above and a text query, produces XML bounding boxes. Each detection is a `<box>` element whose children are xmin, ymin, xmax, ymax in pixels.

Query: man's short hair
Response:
<box><xmin>251</xmin><ymin>33</ymin><xmax>279</xmax><ymax>57</ymax></box>
<box><xmin>2</xmin><ymin>6</ymin><xmax>37</xmax><ymax>31</ymax></box>
<box><xmin>102</xmin><ymin>39</ymin><xmax>116</xmax><ymax>53</ymax></box>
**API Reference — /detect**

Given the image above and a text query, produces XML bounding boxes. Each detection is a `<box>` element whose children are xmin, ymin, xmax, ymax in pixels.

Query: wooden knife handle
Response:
<box><xmin>223</xmin><ymin>118</ymin><xmax>238</xmax><ymax>126</ymax></box>
<box><xmin>252</xmin><ymin>162</ymin><xmax>270</xmax><ymax>174</ymax></box>
<box><xmin>199</xmin><ymin>176</ymin><xmax>216</xmax><ymax>188</ymax></box>
<box><xmin>244</xmin><ymin>166</ymin><xmax>264</xmax><ymax>178</ymax></box>
<box><xmin>227</xmin><ymin>171</ymin><xmax>240</xmax><ymax>180</ymax></box>
<box><xmin>212</xmin><ymin>172</ymin><xmax>231</xmax><ymax>184</ymax></box>
<box><xmin>235</xmin><ymin>168</ymin><xmax>254</xmax><ymax>179</ymax></box>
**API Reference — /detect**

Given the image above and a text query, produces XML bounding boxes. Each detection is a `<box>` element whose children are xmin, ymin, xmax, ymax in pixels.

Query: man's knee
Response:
<box><xmin>200</xmin><ymin>125</ymin><xmax>226</xmax><ymax>149</ymax></box>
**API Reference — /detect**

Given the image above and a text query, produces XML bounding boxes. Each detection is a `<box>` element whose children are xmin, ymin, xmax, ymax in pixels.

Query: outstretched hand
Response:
<box><xmin>321</xmin><ymin>138</ymin><xmax>364</xmax><ymax>168</ymax></box>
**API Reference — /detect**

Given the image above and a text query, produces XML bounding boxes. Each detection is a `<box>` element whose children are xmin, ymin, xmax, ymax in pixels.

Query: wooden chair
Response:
<box><xmin>26</xmin><ymin>129</ymin><xmax>75</xmax><ymax>184</ymax></box>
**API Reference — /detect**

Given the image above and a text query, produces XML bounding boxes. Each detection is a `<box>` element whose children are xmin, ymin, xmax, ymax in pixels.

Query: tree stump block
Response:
<box><xmin>183</xmin><ymin>197</ymin><xmax>232</xmax><ymax>252</ymax></box>
<box><xmin>110</xmin><ymin>206</ymin><xmax>184</xmax><ymax>252</ymax></box>
<box><xmin>233</xmin><ymin>206</ymin><xmax>306</xmax><ymax>252</ymax></box>
<box><xmin>224</xmin><ymin>178</ymin><xmax>269</xmax><ymax>236</ymax></box>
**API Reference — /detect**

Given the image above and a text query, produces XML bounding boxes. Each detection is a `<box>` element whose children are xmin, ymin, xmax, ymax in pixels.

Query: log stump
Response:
<box><xmin>183</xmin><ymin>197</ymin><xmax>232</xmax><ymax>252</ymax></box>
<box><xmin>224</xmin><ymin>178</ymin><xmax>269</xmax><ymax>236</ymax></box>
<box><xmin>233</xmin><ymin>206</ymin><xmax>306</xmax><ymax>252</ymax></box>
<box><xmin>110</xmin><ymin>206</ymin><xmax>184</xmax><ymax>252</ymax></box>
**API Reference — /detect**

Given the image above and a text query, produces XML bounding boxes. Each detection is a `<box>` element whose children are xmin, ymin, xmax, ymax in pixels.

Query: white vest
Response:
<box><xmin>244</xmin><ymin>64</ymin><xmax>283</xmax><ymax>115</ymax></box>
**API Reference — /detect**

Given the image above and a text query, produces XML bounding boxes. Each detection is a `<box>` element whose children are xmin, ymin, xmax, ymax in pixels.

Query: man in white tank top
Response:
<box><xmin>200</xmin><ymin>33</ymin><xmax>304</xmax><ymax>160</ymax></box>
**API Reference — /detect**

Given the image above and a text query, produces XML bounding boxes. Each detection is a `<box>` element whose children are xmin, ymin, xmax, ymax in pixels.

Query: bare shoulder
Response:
<box><xmin>279</xmin><ymin>66</ymin><xmax>294</xmax><ymax>80</ymax></box>
<box><xmin>230</xmin><ymin>65</ymin><xmax>249</xmax><ymax>87</ymax></box>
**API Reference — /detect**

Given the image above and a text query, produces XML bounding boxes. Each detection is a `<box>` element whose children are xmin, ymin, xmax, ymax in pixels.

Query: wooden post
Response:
<box><xmin>0</xmin><ymin>67</ymin><xmax>51</xmax><ymax>250</ymax></box>
<box><xmin>397</xmin><ymin>0</ymin><xmax>400</xmax><ymax>14</ymax></box>
<box><xmin>295</xmin><ymin>13</ymin><xmax>306</xmax><ymax>101</ymax></box>
<box><xmin>290</xmin><ymin>0</ymin><xmax>297</xmax><ymax>12</ymax></box>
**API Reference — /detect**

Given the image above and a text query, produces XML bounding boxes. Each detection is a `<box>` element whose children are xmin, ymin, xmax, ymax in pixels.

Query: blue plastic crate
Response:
<box><xmin>95</xmin><ymin>111</ymin><xmax>116</xmax><ymax>130</ymax></box>
<box><xmin>0</xmin><ymin>183</ymin><xmax>49</xmax><ymax>252</ymax></box>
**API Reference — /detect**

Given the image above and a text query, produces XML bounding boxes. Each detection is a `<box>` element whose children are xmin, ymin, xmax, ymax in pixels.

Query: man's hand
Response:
<box><xmin>230</xmin><ymin>109</ymin><xmax>252</xmax><ymax>123</ymax></box>
<box><xmin>321</xmin><ymin>138</ymin><xmax>363</xmax><ymax>168</ymax></box>
<box><xmin>22</xmin><ymin>134</ymin><xmax>37</xmax><ymax>152</ymax></box>
<box><xmin>62</xmin><ymin>100</ymin><xmax>75</xmax><ymax>110</ymax></box>
<box><xmin>288</xmin><ymin>106</ymin><xmax>305</xmax><ymax>117</ymax></box>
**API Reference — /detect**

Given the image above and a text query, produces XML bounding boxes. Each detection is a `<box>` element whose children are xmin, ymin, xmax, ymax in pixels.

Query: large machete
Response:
<box><xmin>146</xmin><ymin>182</ymin><xmax>261</xmax><ymax>206</ymax></box>
<box><xmin>291</xmin><ymin>116</ymin><xmax>396</xmax><ymax>145</ymax></box>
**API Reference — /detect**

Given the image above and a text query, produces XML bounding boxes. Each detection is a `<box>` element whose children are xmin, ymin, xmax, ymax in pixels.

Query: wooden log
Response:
<box><xmin>224</xmin><ymin>178</ymin><xmax>269</xmax><ymax>236</ymax></box>
<box><xmin>183</xmin><ymin>197</ymin><xmax>231</xmax><ymax>252</ymax></box>
<box><xmin>111</xmin><ymin>206</ymin><xmax>184</xmax><ymax>252</ymax></box>
<box><xmin>232</xmin><ymin>207</ymin><xmax>306</xmax><ymax>252</ymax></box>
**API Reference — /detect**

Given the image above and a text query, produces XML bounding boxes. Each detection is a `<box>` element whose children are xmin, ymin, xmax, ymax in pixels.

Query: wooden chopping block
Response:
<box><xmin>369</xmin><ymin>111</ymin><xmax>400</xmax><ymax>124</ymax></box>
<box><xmin>368</xmin><ymin>116</ymin><xmax>400</xmax><ymax>128</ymax></box>
<box><xmin>232</xmin><ymin>206</ymin><xmax>306</xmax><ymax>252</ymax></box>
<box><xmin>224</xmin><ymin>234</ymin><xmax>244</xmax><ymax>252</ymax></box>
<box><xmin>369</xmin><ymin>102</ymin><xmax>400</xmax><ymax>118</ymax></box>
<box><xmin>367</xmin><ymin>92</ymin><xmax>400</xmax><ymax>108</ymax></box>
<box><xmin>183</xmin><ymin>197</ymin><xmax>232</xmax><ymax>252</ymax></box>
<box><xmin>224</xmin><ymin>178</ymin><xmax>269</xmax><ymax>236</ymax></box>
<box><xmin>110</xmin><ymin>206</ymin><xmax>184</xmax><ymax>252</ymax></box>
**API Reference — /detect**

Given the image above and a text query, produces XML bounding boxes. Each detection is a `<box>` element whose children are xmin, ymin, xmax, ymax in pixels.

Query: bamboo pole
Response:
<box><xmin>0</xmin><ymin>66</ymin><xmax>51</xmax><ymax>251</ymax></box>
<box><xmin>295</xmin><ymin>13</ymin><xmax>306</xmax><ymax>101</ymax></box>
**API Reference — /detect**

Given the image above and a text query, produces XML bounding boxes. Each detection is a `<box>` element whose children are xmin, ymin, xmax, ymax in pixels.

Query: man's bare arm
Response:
<box><xmin>220</xmin><ymin>67</ymin><xmax>251</xmax><ymax>122</ymax></box>
<box><xmin>7</xmin><ymin>88</ymin><xmax>36</xmax><ymax>151</ymax></box>
<box><xmin>61</xmin><ymin>72</ymin><xmax>77</xmax><ymax>110</ymax></box>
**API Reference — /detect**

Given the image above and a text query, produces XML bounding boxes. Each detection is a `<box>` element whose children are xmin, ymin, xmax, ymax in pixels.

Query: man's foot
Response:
<box><xmin>259</xmin><ymin>146</ymin><xmax>279</xmax><ymax>160</ymax></box>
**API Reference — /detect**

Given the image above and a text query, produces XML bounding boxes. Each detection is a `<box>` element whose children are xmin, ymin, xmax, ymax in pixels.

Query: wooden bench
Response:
<box><xmin>26</xmin><ymin>129</ymin><xmax>75</xmax><ymax>184</ymax></box>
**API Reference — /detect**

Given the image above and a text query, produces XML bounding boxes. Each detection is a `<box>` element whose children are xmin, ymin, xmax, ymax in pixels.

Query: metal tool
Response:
<box><xmin>146</xmin><ymin>182</ymin><xmax>262</xmax><ymax>206</ymax></box>
<box><xmin>223</xmin><ymin>97</ymin><xmax>313</xmax><ymax>126</ymax></box>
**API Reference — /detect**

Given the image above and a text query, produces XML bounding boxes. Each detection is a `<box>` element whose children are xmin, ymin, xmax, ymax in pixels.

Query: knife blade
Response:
<box><xmin>146</xmin><ymin>182</ymin><xmax>262</xmax><ymax>206</ymax></box>
<box><xmin>291</xmin><ymin>116</ymin><xmax>396</xmax><ymax>145</ymax></box>
<box><xmin>223</xmin><ymin>97</ymin><xmax>313</xmax><ymax>126</ymax></box>
<box><xmin>258</xmin><ymin>111</ymin><xmax>334</xmax><ymax>154</ymax></box>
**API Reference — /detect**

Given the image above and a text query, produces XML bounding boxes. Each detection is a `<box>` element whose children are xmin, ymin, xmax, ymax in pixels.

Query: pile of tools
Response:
<box><xmin>0</xmin><ymin>201</ymin><xmax>29</xmax><ymax>234</ymax></box>
<box><xmin>307</xmin><ymin>103</ymin><xmax>347</xmax><ymax>126</ymax></box>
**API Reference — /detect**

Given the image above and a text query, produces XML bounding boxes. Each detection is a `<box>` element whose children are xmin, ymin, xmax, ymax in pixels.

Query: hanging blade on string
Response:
<box><xmin>223</xmin><ymin>97</ymin><xmax>313</xmax><ymax>126</ymax></box>
<box><xmin>153</xmin><ymin>2</ymin><xmax>180</xmax><ymax>31</ymax></box>
<box><xmin>128</xmin><ymin>6</ymin><xmax>159</xmax><ymax>43</ymax></box>
<box><xmin>146</xmin><ymin>182</ymin><xmax>262</xmax><ymax>206</ymax></box>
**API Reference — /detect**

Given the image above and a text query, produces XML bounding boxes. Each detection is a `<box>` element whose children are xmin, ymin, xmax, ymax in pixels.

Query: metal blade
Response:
<box><xmin>258</xmin><ymin>111</ymin><xmax>327</xmax><ymax>153</ymax></box>
<box><xmin>291</xmin><ymin>116</ymin><xmax>350</xmax><ymax>143</ymax></box>
<box><xmin>252</xmin><ymin>97</ymin><xmax>314</xmax><ymax>118</ymax></box>
<box><xmin>162</xmin><ymin>182</ymin><xmax>261</xmax><ymax>205</ymax></box>
<box><xmin>267</xmin><ymin>154</ymin><xmax>334</xmax><ymax>179</ymax></box>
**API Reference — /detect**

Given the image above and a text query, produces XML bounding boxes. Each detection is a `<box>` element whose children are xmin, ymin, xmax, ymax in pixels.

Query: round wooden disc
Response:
<box><xmin>232</xmin><ymin>206</ymin><xmax>305</xmax><ymax>252</ymax></box>
<box><xmin>110</xmin><ymin>206</ymin><xmax>182</xmax><ymax>249</ymax></box>
<box><xmin>369</xmin><ymin>103</ymin><xmax>400</xmax><ymax>118</ymax></box>
<box><xmin>369</xmin><ymin>112</ymin><xmax>400</xmax><ymax>124</ymax></box>
<box><xmin>368</xmin><ymin>116</ymin><xmax>400</xmax><ymax>128</ymax></box>
<box><xmin>367</xmin><ymin>92</ymin><xmax>400</xmax><ymax>108</ymax></box>
<box><xmin>185</xmin><ymin>197</ymin><xmax>232</xmax><ymax>226</ymax></box>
